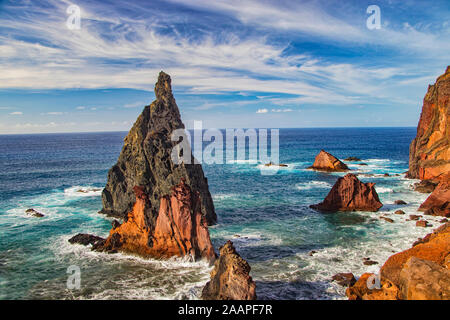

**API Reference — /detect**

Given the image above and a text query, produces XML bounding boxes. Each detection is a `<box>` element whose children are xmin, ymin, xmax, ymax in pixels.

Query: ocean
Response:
<box><xmin>0</xmin><ymin>128</ymin><xmax>441</xmax><ymax>300</ymax></box>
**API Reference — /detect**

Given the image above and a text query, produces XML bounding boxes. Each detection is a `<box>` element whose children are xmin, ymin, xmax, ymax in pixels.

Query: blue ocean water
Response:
<box><xmin>0</xmin><ymin>128</ymin><xmax>440</xmax><ymax>300</ymax></box>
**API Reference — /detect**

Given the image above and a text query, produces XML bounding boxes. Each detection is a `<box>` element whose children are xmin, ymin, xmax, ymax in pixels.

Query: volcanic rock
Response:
<box><xmin>100</xmin><ymin>71</ymin><xmax>216</xmax><ymax>225</ymax></box>
<box><xmin>394</xmin><ymin>200</ymin><xmax>407</xmax><ymax>205</ymax></box>
<box><xmin>344</xmin><ymin>157</ymin><xmax>361</xmax><ymax>161</ymax></box>
<box><xmin>308</xmin><ymin>150</ymin><xmax>349</xmax><ymax>172</ymax></box>
<box><xmin>394</xmin><ymin>210</ymin><xmax>405</xmax><ymax>215</ymax></box>
<box><xmin>419</xmin><ymin>178</ymin><xmax>450</xmax><ymax>217</ymax></box>
<box><xmin>202</xmin><ymin>241</ymin><xmax>256</xmax><ymax>300</ymax></box>
<box><xmin>416</xmin><ymin>220</ymin><xmax>430</xmax><ymax>228</ymax></box>
<box><xmin>68</xmin><ymin>233</ymin><xmax>105</xmax><ymax>246</ymax></box>
<box><xmin>331</xmin><ymin>273</ymin><xmax>356</xmax><ymax>287</ymax></box>
<box><xmin>310</xmin><ymin>173</ymin><xmax>383</xmax><ymax>212</ymax></box>
<box><xmin>413</xmin><ymin>180</ymin><xmax>438</xmax><ymax>193</ymax></box>
<box><xmin>380</xmin><ymin>217</ymin><xmax>394</xmax><ymax>223</ymax></box>
<box><xmin>25</xmin><ymin>208</ymin><xmax>44</xmax><ymax>218</ymax></box>
<box><xmin>97</xmin><ymin>180</ymin><xmax>216</xmax><ymax>262</ymax></box>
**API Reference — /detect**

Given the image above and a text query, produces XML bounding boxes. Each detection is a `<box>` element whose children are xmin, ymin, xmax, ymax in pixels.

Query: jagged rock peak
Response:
<box><xmin>155</xmin><ymin>71</ymin><xmax>173</xmax><ymax>101</ymax></box>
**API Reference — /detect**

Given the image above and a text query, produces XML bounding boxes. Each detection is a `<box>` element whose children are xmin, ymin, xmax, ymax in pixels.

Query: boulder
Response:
<box><xmin>202</xmin><ymin>241</ymin><xmax>256</xmax><ymax>300</ymax></box>
<box><xmin>310</xmin><ymin>173</ymin><xmax>383</xmax><ymax>212</ymax></box>
<box><xmin>380</xmin><ymin>217</ymin><xmax>394</xmax><ymax>223</ymax></box>
<box><xmin>68</xmin><ymin>233</ymin><xmax>105</xmax><ymax>246</ymax></box>
<box><xmin>25</xmin><ymin>208</ymin><xmax>44</xmax><ymax>218</ymax></box>
<box><xmin>419</xmin><ymin>179</ymin><xmax>450</xmax><ymax>217</ymax></box>
<box><xmin>398</xmin><ymin>257</ymin><xmax>450</xmax><ymax>300</ymax></box>
<box><xmin>344</xmin><ymin>157</ymin><xmax>361</xmax><ymax>161</ymax></box>
<box><xmin>394</xmin><ymin>200</ymin><xmax>407</xmax><ymax>205</ymax></box>
<box><xmin>308</xmin><ymin>150</ymin><xmax>349</xmax><ymax>172</ymax></box>
<box><xmin>331</xmin><ymin>273</ymin><xmax>356</xmax><ymax>287</ymax></box>
<box><xmin>416</xmin><ymin>220</ymin><xmax>430</xmax><ymax>228</ymax></box>
<box><xmin>100</xmin><ymin>71</ymin><xmax>216</xmax><ymax>225</ymax></box>
<box><xmin>413</xmin><ymin>180</ymin><xmax>438</xmax><ymax>193</ymax></box>
<box><xmin>394</xmin><ymin>210</ymin><xmax>405</xmax><ymax>215</ymax></box>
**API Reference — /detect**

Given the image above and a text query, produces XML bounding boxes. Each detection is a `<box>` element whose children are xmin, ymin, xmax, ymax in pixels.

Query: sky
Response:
<box><xmin>0</xmin><ymin>0</ymin><xmax>449</xmax><ymax>134</ymax></box>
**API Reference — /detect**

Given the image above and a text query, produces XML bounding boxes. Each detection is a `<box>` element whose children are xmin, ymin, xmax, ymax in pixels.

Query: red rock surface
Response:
<box><xmin>202</xmin><ymin>241</ymin><xmax>256</xmax><ymax>300</ymax></box>
<box><xmin>308</xmin><ymin>150</ymin><xmax>349</xmax><ymax>172</ymax></box>
<box><xmin>310</xmin><ymin>173</ymin><xmax>383</xmax><ymax>212</ymax></box>
<box><xmin>408</xmin><ymin>66</ymin><xmax>450</xmax><ymax>182</ymax></box>
<box><xmin>419</xmin><ymin>178</ymin><xmax>450</xmax><ymax>217</ymax></box>
<box><xmin>100</xmin><ymin>179</ymin><xmax>216</xmax><ymax>262</ymax></box>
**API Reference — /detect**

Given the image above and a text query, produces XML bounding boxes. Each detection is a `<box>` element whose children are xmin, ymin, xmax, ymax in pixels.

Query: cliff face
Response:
<box><xmin>310</xmin><ymin>173</ymin><xmax>383</xmax><ymax>212</ymax></box>
<box><xmin>99</xmin><ymin>180</ymin><xmax>216</xmax><ymax>262</ymax></box>
<box><xmin>100</xmin><ymin>72</ymin><xmax>216</xmax><ymax>226</ymax></box>
<box><xmin>202</xmin><ymin>241</ymin><xmax>256</xmax><ymax>300</ymax></box>
<box><xmin>408</xmin><ymin>66</ymin><xmax>450</xmax><ymax>182</ymax></box>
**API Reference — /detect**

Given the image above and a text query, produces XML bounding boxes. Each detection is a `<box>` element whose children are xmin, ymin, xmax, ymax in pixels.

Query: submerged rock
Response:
<box><xmin>202</xmin><ymin>241</ymin><xmax>256</xmax><ymax>300</ymax></box>
<box><xmin>308</xmin><ymin>150</ymin><xmax>349</xmax><ymax>172</ymax></box>
<box><xmin>25</xmin><ymin>208</ymin><xmax>44</xmax><ymax>218</ymax></box>
<box><xmin>310</xmin><ymin>173</ymin><xmax>383</xmax><ymax>212</ymax></box>
<box><xmin>97</xmin><ymin>180</ymin><xmax>216</xmax><ymax>262</ymax></box>
<box><xmin>100</xmin><ymin>71</ymin><xmax>216</xmax><ymax>226</ymax></box>
<box><xmin>407</xmin><ymin>66</ymin><xmax>450</xmax><ymax>182</ymax></box>
<box><xmin>394</xmin><ymin>200</ymin><xmax>407</xmax><ymax>205</ymax></box>
<box><xmin>344</xmin><ymin>157</ymin><xmax>361</xmax><ymax>161</ymax></box>
<box><xmin>332</xmin><ymin>273</ymin><xmax>356</xmax><ymax>287</ymax></box>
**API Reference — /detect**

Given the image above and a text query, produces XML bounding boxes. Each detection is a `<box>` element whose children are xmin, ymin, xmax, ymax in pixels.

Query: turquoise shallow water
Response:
<box><xmin>0</xmin><ymin>128</ymin><xmax>442</xmax><ymax>300</ymax></box>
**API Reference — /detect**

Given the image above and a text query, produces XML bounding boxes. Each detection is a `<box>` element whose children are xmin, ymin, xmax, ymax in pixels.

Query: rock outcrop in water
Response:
<box><xmin>98</xmin><ymin>180</ymin><xmax>216</xmax><ymax>262</ymax></box>
<box><xmin>310</xmin><ymin>173</ymin><xmax>382</xmax><ymax>212</ymax></box>
<box><xmin>202</xmin><ymin>241</ymin><xmax>256</xmax><ymax>300</ymax></box>
<box><xmin>100</xmin><ymin>71</ymin><xmax>216</xmax><ymax>226</ymax></box>
<box><xmin>407</xmin><ymin>66</ymin><xmax>450</xmax><ymax>182</ymax></box>
<box><xmin>308</xmin><ymin>150</ymin><xmax>349</xmax><ymax>172</ymax></box>
<box><xmin>419</xmin><ymin>177</ymin><xmax>450</xmax><ymax>217</ymax></box>
<box><xmin>347</xmin><ymin>222</ymin><xmax>450</xmax><ymax>300</ymax></box>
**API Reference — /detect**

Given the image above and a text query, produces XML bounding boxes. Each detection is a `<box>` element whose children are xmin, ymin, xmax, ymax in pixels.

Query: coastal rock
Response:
<box><xmin>308</xmin><ymin>150</ymin><xmax>349</xmax><ymax>172</ymax></box>
<box><xmin>201</xmin><ymin>241</ymin><xmax>256</xmax><ymax>300</ymax></box>
<box><xmin>380</xmin><ymin>223</ymin><xmax>450</xmax><ymax>286</ymax></box>
<box><xmin>344</xmin><ymin>157</ymin><xmax>361</xmax><ymax>161</ymax></box>
<box><xmin>310</xmin><ymin>173</ymin><xmax>383</xmax><ymax>212</ymax></box>
<box><xmin>413</xmin><ymin>180</ymin><xmax>438</xmax><ymax>193</ymax></box>
<box><xmin>331</xmin><ymin>273</ymin><xmax>356</xmax><ymax>287</ymax></box>
<box><xmin>25</xmin><ymin>208</ymin><xmax>44</xmax><ymax>218</ymax></box>
<box><xmin>346</xmin><ymin>273</ymin><xmax>400</xmax><ymax>300</ymax></box>
<box><xmin>98</xmin><ymin>180</ymin><xmax>216</xmax><ymax>262</ymax></box>
<box><xmin>407</xmin><ymin>66</ymin><xmax>450</xmax><ymax>182</ymax></box>
<box><xmin>418</xmin><ymin>178</ymin><xmax>450</xmax><ymax>217</ymax></box>
<box><xmin>380</xmin><ymin>217</ymin><xmax>394</xmax><ymax>223</ymax></box>
<box><xmin>394</xmin><ymin>210</ymin><xmax>405</xmax><ymax>215</ymax></box>
<box><xmin>398</xmin><ymin>257</ymin><xmax>450</xmax><ymax>300</ymax></box>
<box><xmin>416</xmin><ymin>220</ymin><xmax>430</xmax><ymax>228</ymax></box>
<box><xmin>394</xmin><ymin>200</ymin><xmax>407</xmax><ymax>205</ymax></box>
<box><xmin>100</xmin><ymin>71</ymin><xmax>216</xmax><ymax>225</ymax></box>
<box><xmin>68</xmin><ymin>233</ymin><xmax>105</xmax><ymax>246</ymax></box>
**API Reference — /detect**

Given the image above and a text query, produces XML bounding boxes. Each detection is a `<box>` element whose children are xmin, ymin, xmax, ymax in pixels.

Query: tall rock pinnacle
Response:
<box><xmin>100</xmin><ymin>71</ymin><xmax>217</xmax><ymax>226</ymax></box>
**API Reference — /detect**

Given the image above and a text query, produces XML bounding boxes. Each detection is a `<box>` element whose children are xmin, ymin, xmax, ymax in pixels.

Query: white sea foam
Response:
<box><xmin>64</xmin><ymin>186</ymin><xmax>102</xmax><ymax>198</ymax></box>
<box><xmin>295</xmin><ymin>181</ymin><xmax>332</xmax><ymax>191</ymax></box>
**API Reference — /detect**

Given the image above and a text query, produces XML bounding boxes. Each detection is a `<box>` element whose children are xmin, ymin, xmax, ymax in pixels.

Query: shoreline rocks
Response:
<box><xmin>201</xmin><ymin>241</ymin><xmax>256</xmax><ymax>300</ymax></box>
<box><xmin>308</xmin><ymin>150</ymin><xmax>349</xmax><ymax>172</ymax></box>
<box><xmin>100</xmin><ymin>71</ymin><xmax>216</xmax><ymax>226</ymax></box>
<box><xmin>25</xmin><ymin>208</ymin><xmax>44</xmax><ymax>218</ymax></box>
<box><xmin>310</xmin><ymin>173</ymin><xmax>383</xmax><ymax>212</ymax></box>
<box><xmin>418</xmin><ymin>178</ymin><xmax>450</xmax><ymax>217</ymax></box>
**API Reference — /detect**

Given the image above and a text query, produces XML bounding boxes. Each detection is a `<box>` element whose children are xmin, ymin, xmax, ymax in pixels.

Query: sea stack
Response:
<box><xmin>100</xmin><ymin>71</ymin><xmax>216</xmax><ymax>226</ymax></box>
<box><xmin>310</xmin><ymin>173</ymin><xmax>382</xmax><ymax>212</ymax></box>
<box><xmin>407</xmin><ymin>66</ymin><xmax>450</xmax><ymax>217</ymax></box>
<box><xmin>202</xmin><ymin>241</ymin><xmax>256</xmax><ymax>300</ymax></box>
<box><xmin>308</xmin><ymin>150</ymin><xmax>349</xmax><ymax>172</ymax></box>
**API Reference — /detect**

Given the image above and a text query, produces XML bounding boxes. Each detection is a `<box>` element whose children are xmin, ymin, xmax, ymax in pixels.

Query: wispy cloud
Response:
<box><xmin>9</xmin><ymin>111</ymin><xmax>23</xmax><ymax>115</ymax></box>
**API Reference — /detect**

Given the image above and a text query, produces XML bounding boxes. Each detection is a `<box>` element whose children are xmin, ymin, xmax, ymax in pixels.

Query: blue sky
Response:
<box><xmin>0</xmin><ymin>0</ymin><xmax>449</xmax><ymax>133</ymax></box>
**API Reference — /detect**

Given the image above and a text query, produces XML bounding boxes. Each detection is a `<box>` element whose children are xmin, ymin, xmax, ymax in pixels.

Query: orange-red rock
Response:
<box><xmin>100</xmin><ymin>179</ymin><xmax>216</xmax><ymax>262</ymax></box>
<box><xmin>310</xmin><ymin>173</ymin><xmax>383</xmax><ymax>212</ymax></box>
<box><xmin>202</xmin><ymin>241</ymin><xmax>256</xmax><ymax>300</ymax></box>
<box><xmin>419</xmin><ymin>178</ymin><xmax>450</xmax><ymax>217</ymax></box>
<box><xmin>408</xmin><ymin>66</ymin><xmax>450</xmax><ymax>182</ymax></box>
<box><xmin>308</xmin><ymin>150</ymin><xmax>349</xmax><ymax>172</ymax></box>
<box><xmin>345</xmin><ymin>273</ymin><xmax>400</xmax><ymax>300</ymax></box>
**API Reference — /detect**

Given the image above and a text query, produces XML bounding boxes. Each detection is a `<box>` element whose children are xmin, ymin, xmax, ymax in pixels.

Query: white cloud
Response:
<box><xmin>271</xmin><ymin>108</ymin><xmax>293</xmax><ymax>113</ymax></box>
<box><xmin>9</xmin><ymin>111</ymin><xmax>23</xmax><ymax>115</ymax></box>
<box><xmin>256</xmin><ymin>108</ymin><xmax>268</xmax><ymax>114</ymax></box>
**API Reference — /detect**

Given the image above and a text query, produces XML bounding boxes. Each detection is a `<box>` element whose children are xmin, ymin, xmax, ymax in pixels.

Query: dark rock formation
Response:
<box><xmin>100</xmin><ymin>71</ymin><xmax>216</xmax><ymax>226</ymax></box>
<box><xmin>394</xmin><ymin>200</ymin><xmax>407</xmax><ymax>205</ymax></box>
<box><xmin>310</xmin><ymin>173</ymin><xmax>383</xmax><ymax>212</ymax></box>
<box><xmin>68</xmin><ymin>233</ymin><xmax>105</xmax><ymax>246</ymax></box>
<box><xmin>416</xmin><ymin>220</ymin><xmax>430</xmax><ymax>228</ymax></box>
<box><xmin>97</xmin><ymin>180</ymin><xmax>216</xmax><ymax>262</ymax></box>
<box><xmin>394</xmin><ymin>210</ymin><xmax>405</xmax><ymax>215</ymax></box>
<box><xmin>308</xmin><ymin>150</ymin><xmax>349</xmax><ymax>172</ymax></box>
<box><xmin>25</xmin><ymin>208</ymin><xmax>44</xmax><ymax>218</ymax></box>
<box><xmin>413</xmin><ymin>180</ymin><xmax>438</xmax><ymax>193</ymax></box>
<box><xmin>202</xmin><ymin>241</ymin><xmax>256</xmax><ymax>300</ymax></box>
<box><xmin>344</xmin><ymin>157</ymin><xmax>361</xmax><ymax>161</ymax></box>
<box><xmin>407</xmin><ymin>66</ymin><xmax>450</xmax><ymax>182</ymax></box>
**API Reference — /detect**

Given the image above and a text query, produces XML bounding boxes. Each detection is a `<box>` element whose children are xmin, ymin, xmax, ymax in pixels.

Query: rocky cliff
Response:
<box><xmin>202</xmin><ymin>241</ymin><xmax>256</xmax><ymax>300</ymax></box>
<box><xmin>408</xmin><ymin>66</ymin><xmax>450</xmax><ymax>182</ymax></box>
<box><xmin>100</xmin><ymin>71</ymin><xmax>216</xmax><ymax>226</ymax></box>
<box><xmin>310</xmin><ymin>173</ymin><xmax>382</xmax><ymax>212</ymax></box>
